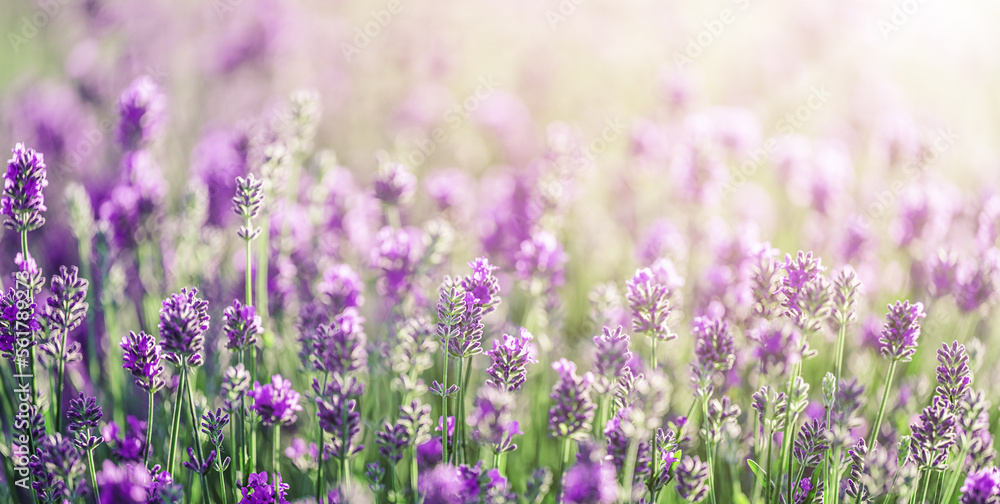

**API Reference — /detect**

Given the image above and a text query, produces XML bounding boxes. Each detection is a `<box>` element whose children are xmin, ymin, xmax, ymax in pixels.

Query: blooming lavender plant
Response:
<box><xmin>871</xmin><ymin>300</ymin><xmax>926</xmax><ymax>441</ymax></box>
<box><xmin>486</xmin><ymin>328</ymin><xmax>537</xmax><ymax>393</ymax></box>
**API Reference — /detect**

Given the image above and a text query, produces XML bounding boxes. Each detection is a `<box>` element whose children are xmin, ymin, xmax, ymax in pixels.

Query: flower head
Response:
<box><xmin>158</xmin><ymin>288</ymin><xmax>210</xmax><ymax>367</ymax></box>
<box><xmin>3</xmin><ymin>143</ymin><xmax>48</xmax><ymax>232</ymax></box>
<box><xmin>936</xmin><ymin>340</ymin><xmax>972</xmax><ymax>412</ymax></box>
<box><xmin>878</xmin><ymin>300</ymin><xmax>926</xmax><ymax>362</ymax></box>
<box><xmin>692</xmin><ymin>316</ymin><xmax>735</xmax><ymax>372</ymax></box>
<box><xmin>910</xmin><ymin>396</ymin><xmax>957</xmax><ymax>470</ymax></box>
<box><xmin>486</xmin><ymin>328</ymin><xmax>537</xmax><ymax>393</ymax></box>
<box><xmin>466</xmin><ymin>386</ymin><xmax>520</xmax><ymax>454</ymax></box>
<box><xmin>102</xmin><ymin>416</ymin><xmax>147</xmax><ymax>463</ymax></box>
<box><xmin>962</xmin><ymin>466</ymin><xmax>1000</xmax><ymax>504</ymax></box>
<box><xmin>233</xmin><ymin>173</ymin><xmax>264</xmax><ymax>238</ymax></box>
<box><xmin>223</xmin><ymin>299</ymin><xmax>263</xmax><ymax>352</ymax></box>
<box><xmin>591</xmin><ymin>325</ymin><xmax>632</xmax><ymax>395</ymax></box>
<box><xmin>30</xmin><ymin>433</ymin><xmax>86</xmax><ymax>502</ymax></box>
<box><xmin>562</xmin><ymin>441</ymin><xmax>617</xmax><ymax>504</ymax></box>
<box><xmin>317</xmin><ymin>263</ymin><xmax>364</xmax><ymax>314</ymax></box>
<box><xmin>549</xmin><ymin>358</ymin><xmax>596</xmax><ymax>440</ymax></box>
<box><xmin>97</xmin><ymin>460</ymin><xmax>151</xmax><ymax>504</ymax></box>
<box><xmin>44</xmin><ymin>265</ymin><xmax>89</xmax><ymax>335</ymax></box>
<box><xmin>67</xmin><ymin>393</ymin><xmax>104</xmax><ymax>450</ymax></box>
<box><xmin>373</xmin><ymin>161</ymin><xmax>416</xmax><ymax>206</ymax></box>
<box><xmin>675</xmin><ymin>455</ymin><xmax>710</xmax><ymax>503</ymax></box>
<box><xmin>116</xmin><ymin>76</ymin><xmax>166</xmax><ymax>150</ymax></box>
<box><xmin>313</xmin><ymin>308</ymin><xmax>368</xmax><ymax>376</ymax></box>
<box><xmin>120</xmin><ymin>330</ymin><xmax>165</xmax><ymax>393</ymax></box>
<box><xmin>462</xmin><ymin>257</ymin><xmax>501</xmax><ymax>315</ymax></box>
<box><xmin>626</xmin><ymin>267</ymin><xmax>674</xmax><ymax>341</ymax></box>
<box><xmin>238</xmin><ymin>471</ymin><xmax>289</xmax><ymax>504</ymax></box>
<box><xmin>248</xmin><ymin>374</ymin><xmax>303</xmax><ymax>427</ymax></box>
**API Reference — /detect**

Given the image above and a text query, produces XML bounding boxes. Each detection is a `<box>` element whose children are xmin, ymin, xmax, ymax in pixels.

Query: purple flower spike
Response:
<box><xmin>44</xmin><ymin>265</ymin><xmax>89</xmax><ymax>335</ymax></box>
<box><xmin>102</xmin><ymin>416</ymin><xmax>147</xmax><ymax>463</ymax></box>
<box><xmin>548</xmin><ymin>358</ymin><xmax>596</xmax><ymax>440</ymax></box>
<box><xmin>878</xmin><ymin>300</ymin><xmax>926</xmax><ymax>363</ymax></box>
<box><xmin>747</xmin><ymin>320</ymin><xmax>810</xmax><ymax>376</ymax></box>
<box><xmin>317</xmin><ymin>263</ymin><xmax>364</xmax><ymax>314</ymax></box>
<box><xmin>466</xmin><ymin>386</ymin><xmax>520</xmax><ymax>454</ymax></box>
<box><xmin>373</xmin><ymin>161</ymin><xmax>416</xmax><ymax>206</ymax></box>
<box><xmin>418</xmin><ymin>464</ymin><xmax>465</xmax><ymax>504</ymax></box>
<box><xmin>97</xmin><ymin>460</ymin><xmax>151</xmax><ymax>504</ymax></box>
<box><xmin>514</xmin><ymin>230</ymin><xmax>568</xmax><ymax>286</ymax></box>
<box><xmin>121</xmin><ymin>330</ymin><xmax>165</xmax><ymax>393</ymax></box>
<box><xmin>3</xmin><ymin>143</ymin><xmax>48</xmax><ymax>232</ymax></box>
<box><xmin>961</xmin><ymin>466</ymin><xmax>1000</xmax><ymax>504</ymax></box>
<box><xmin>692</xmin><ymin>316</ymin><xmax>735</xmax><ymax>372</ymax></box>
<box><xmin>462</xmin><ymin>257</ymin><xmax>501</xmax><ymax>315</ymax></box>
<box><xmin>248</xmin><ymin>374</ymin><xmax>303</xmax><ymax>427</ymax></box>
<box><xmin>955</xmin><ymin>249</ymin><xmax>1000</xmax><ymax>313</ymax></box>
<box><xmin>371</xmin><ymin>226</ymin><xmax>425</xmax><ymax>300</ymax></box>
<box><xmin>936</xmin><ymin>341</ymin><xmax>972</xmax><ymax>412</ymax></box>
<box><xmin>675</xmin><ymin>455</ymin><xmax>709</xmax><ymax>503</ymax></box>
<box><xmin>1</xmin><ymin>286</ymin><xmax>40</xmax><ymax>358</ymax></box>
<box><xmin>910</xmin><ymin>396</ymin><xmax>957</xmax><ymax>470</ymax></box>
<box><xmin>30</xmin><ymin>433</ymin><xmax>86</xmax><ymax>502</ymax></box>
<box><xmin>238</xmin><ymin>471</ymin><xmax>289</xmax><ymax>504</ymax></box>
<box><xmin>313</xmin><ymin>308</ymin><xmax>367</xmax><ymax>376</ymax></box>
<box><xmin>562</xmin><ymin>441</ymin><xmax>617</xmax><ymax>504</ymax></box>
<box><xmin>626</xmin><ymin>267</ymin><xmax>674</xmax><ymax>341</ymax></box>
<box><xmin>158</xmin><ymin>288</ymin><xmax>210</xmax><ymax>367</ymax></box>
<box><xmin>486</xmin><ymin>328</ymin><xmax>537</xmax><ymax>393</ymax></box>
<box><xmin>67</xmin><ymin>393</ymin><xmax>104</xmax><ymax>450</ymax></box>
<box><xmin>592</xmin><ymin>325</ymin><xmax>632</xmax><ymax>395</ymax></box>
<box><xmin>223</xmin><ymin>299</ymin><xmax>263</xmax><ymax>352</ymax></box>
<box><xmin>116</xmin><ymin>76</ymin><xmax>166</xmax><ymax>151</ymax></box>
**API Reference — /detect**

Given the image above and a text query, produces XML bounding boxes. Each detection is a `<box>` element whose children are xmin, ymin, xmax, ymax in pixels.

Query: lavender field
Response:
<box><xmin>3</xmin><ymin>0</ymin><xmax>1000</xmax><ymax>503</ymax></box>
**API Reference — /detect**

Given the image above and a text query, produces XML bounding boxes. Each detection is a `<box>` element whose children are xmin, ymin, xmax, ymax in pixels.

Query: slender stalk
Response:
<box><xmin>77</xmin><ymin>239</ymin><xmax>99</xmax><ymax>386</ymax></box>
<box><xmin>229</xmin><ymin>412</ymin><xmax>238</xmax><ymax>504</ymax></box>
<box><xmin>340</xmin><ymin>395</ymin><xmax>350</xmax><ymax>487</ymax></box>
<box><xmin>917</xmin><ymin>468</ymin><xmax>931</xmax><ymax>504</ymax></box>
<box><xmin>86</xmin><ymin>446</ymin><xmax>98</xmax><ymax>503</ymax></box>
<box><xmin>441</xmin><ymin>343</ymin><xmax>451</xmax><ymax>465</ymax></box>
<box><xmin>621</xmin><ymin>439</ymin><xmax>640</xmax><ymax>504</ymax></box>
<box><xmin>185</xmin><ymin>367</ymin><xmax>210</xmax><ymax>501</ymax></box>
<box><xmin>20</xmin><ymin>230</ymin><xmax>38</xmax><ymax>413</ymax></box>
<box><xmin>940</xmin><ymin>445</ymin><xmax>971</xmax><ymax>504</ymax></box>
<box><xmin>870</xmin><ymin>360</ymin><xmax>898</xmax><ymax>443</ymax></box>
<box><xmin>411</xmin><ymin>447</ymin><xmax>420</xmax><ymax>501</ymax></box>
<box><xmin>761</xmin><ymin>424</ymin><xmax>774</xmax><ymax>504</ymax></box>
<box><xmin>145</xmin><ymin>391</ymin><xmax>155</xmax><ymax>467</ymax></box>
<box><xmin>703</xmin><ymin>399</ymin><xmax>718</xmax><ymax>504</ymax></box>
<box><xmin>315</xmin><ymin>373</ymin><xmax>329</xmax><ymax>503</ymax></box>
<box><xmin>558</xmin><ymin>437</ymin><xmax>571</xmax><ymax>501</ymax></box>
<box><xmin>168</xmin><ymin>367</ymin><xmax>188</xmax><ymax>474</ymax></box>
<box><xmin>273</xmin><ymin>425</ymin><xmax>281</xmax><ymax>502</ymax></box>
<box><xmin>834</xmin><ymin>322</ymin><xmax>847</xmax><ymax>387</ymax></box>
<box><xmin>219</xmin><ymin>462</ymin><xmax>229</xmax><ymax>504</ymax></box>
<box><xmin>54</xmin><ymin>328</ymin><xmax>68</xmax><ymax>432</ymax></box>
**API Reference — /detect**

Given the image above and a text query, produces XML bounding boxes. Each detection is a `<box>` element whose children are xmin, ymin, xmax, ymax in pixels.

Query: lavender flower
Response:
<box><xmin>316</xmin><ymin>377</ymin><xmax>365</xmax><ymax>458</ymax></box>
<box><xmin>313</xmin><ymin>308</ymin><xmax>368</xmax><ymax>376</ymax></box>
<box><xmin>248</xmin><ymin>374</ymin><xmax>303</xmax><ymax>427</ymax></box>
<box><xmin>3</xmin><ymin>143</ymin><xmax>48</xmax><ymax>232</ymax></box>
<box><xmin>120</xmin><ymin>331</ymin><xmax>165</xmax><ymax>393</ymax></box>
<box><xmin>201</xmin><ymin>408</ymin><xmax>230</xmax><ymax>447</ymax></box>
<box><xmin>549</xmin><ymin>358</ymin><xmax>596</xmax><ymax>440</ymax></box>
<box><xmin>961</xmin><ymin>467</ymin><xmax>1000</xmax><ymax>504</ymax></box>
<box><xmin>782</xmin><ymin>251</ymin><xmax>825</xmax><ymax>307</ymax></box>
<box><xmin>845</xmin><ymin>438</ymin><xmax>871</xmax><ymax>501</ymax></box>
<box><xmin>233</xmin><ymin>173</ymin><xmax>264</xmax><ymax>240</ymax></box>
<box><xmin>675</xmin><ymin>455</ymin><xmax>709</xmax><ymax>503</ymax></box>
<box><xmin>514</xmin><ymin>230</ymin><xmax>568</xmax><ymax>286</ymax></box>
<box><xmin>562</xmin><ymin>441</ymin><xmax>617</xmax><ymax>504</ymax></box>
<box><xmin>399</xmin><ymin>399</ymin><xmax>433</xmax><ymax>448</ymax></box>
<box><xmin>486</xmin><ymin>328</ymin><xmax>537</xmax><ymax>393</ymax></box>
<box><xmin>158</xmin><ymin>288</ymin><xmax>210</xmax><ymax>367</ymax></box>
<box><xmin>461</xmin><ymin>257</ymin><xmax>501</xmax><ymax>315</ymax></box>
<box><xmin>936</xmin><ymin>341</ymin><xmax>972</xmax><ymax>411</ymax></box>
<box><xmin>692</xmin><ymin>316</ymin><xmax>735</xmax><ymax>372</ymax></box>
<box><xmin>878</xmin><ymin>300</ymin><xmax>926</xmax><ymax>363</ymax></box>
<box><xmin>373</xmin><ymin>161</ymin><xmax>416</xmax><ymax>206</ymax></box>
<box><xmin>956</xmin><ymin>249</ymin><xmax>1000</xmax><ymax>313</ymax></box>
<box><xmin>592</xmin><ymin>325</ymin><xmax>632</xmax><ymax>395</ymax></box>
<box><xmin>238</xmin><ymin>471</ymin><xmax>289</xmax><ymax>504</ymax></box>
<box><xmin>418</xmin><ymin>464</ymin><xmax>466</xmax><ymax>504</ymax></box>
<box><xmin>317</xmin><ymin>263</ymin><xmax>365</xmax><ymax>314</ymax></box>
<box><xmin>67</xmin><ymin>393</ymin><xmax>104</xmax><ymax>450</ymax></box>
<box><xmin>371</xmin><ymin>226</ymin><xmax>425</xmax><ymax>300</ymax></box>
<box><xmin>832</xmin><ymin>265</ymin><xmax>861</xmax><ymax>327</ymax></box>
<box><xmin>96</xmin><ymin>460</ymin><xmax>151</xmax><ymax>504</ymax></box>
<box><xmin>626</xmin><ymin>267</ymin><xmax>675</xmax><ymax>341</ymax></box>
<box><xmin>703</xmin><ymin>395</ymin><xmax>741</xmax><ymax>444</ymax></box>
<box><xmin>0</xmin><ymin>287</ymin><xmax>39</xmax><ymax>358</ymax></box>
<box><xmin>376</xmin><ymin>422</ymin><xmax>410</xmax><ymax>463</ymax></box>
<box><xmin>116</xmin><ymin>76</ymin><xmax>166</xmax><ymax>151</ymax></box>
<box><xmin>910</xmin><ymin>396</ymin><xmax>957</xmax><ymax>470</ymax></box>
<box><xmin>747</xmin><ymin>320</ymin><xmax>811</xmax><ymax>376</ymax></box>
<box><xmin>466</xmin><ymin>386</ymin><xmax>520</xmax><ymax>454</ymax></box>
<box><xmin>30</xmin><ymin>433</ymin><xmax>86</xmax><ymax>502</ymax></box>
<box><xmin>222</xmin><ymin>364</ymin><xmax>251</xmax><ymax>414</ymax></box>
<box><xmin>223</xmin><ymin>299</ymin><xmax>263</xmax><ymax>352</ymax></box>
<box><xmin>102</xmin><ymin>416</ymin><xmax>147</xmax><ymax>463</ymax></box>
<box><xmin>792</xmin><ymin>419</ymin><xmax>828</xmax><ymax>468</ymax></box>
<box><xmin>43</xmin><ymin>265</ymin><xmax>88</xmax><ymax>335</ymax></box>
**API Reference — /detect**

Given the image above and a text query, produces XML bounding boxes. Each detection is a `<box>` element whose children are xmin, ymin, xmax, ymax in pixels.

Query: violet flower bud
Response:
<box><xmin>248</xmin><ymin>374</ymin><xmax>303</xmax><ymax>427</ymax></box>
<box><xmin>96</xmin><ymin>460</ymin><xmax>151</xmax><ymax>504</ymax></box>
<box><xmin>486</xmin><ymin>328</ymin><xmax>537</xmax><ymax>393</ymax></box>
<box><xmin>223</xmin><ymin>299</ymin><xmax>263</xmax><ymax>352</ymax></box>
<box><xmin>675</xmin><ymin>455</ymin><xmax>709</xmax><ymax>503</ymax></box>
<box><xmin>592</xmin><ymin>325</ymin><xmax>632</xmax><ymax>395</ymax></box>
<box><xmin>158</xmin><ymin>288</ymin><xmax>210</xmax><ymax>368</ymax></box>
<box><xmin>626</xmin><ymin>267</ymin><xmax>675</xmax><ymax>341</ymax></box>
<box><xmin>878</xmin><ymin>300</ymin><xmax>926</xmax><ymax>363</ymax></box>
<box><xmin>961</xmin><ymin>466</ymin><xmax>1000</xmax><ymax>504</ymax></box>
<box><xmin>692</xmin><ymin>316</ymin><xmax>735</xmax><ymax>372</ymax></box>
<box><xmin>115</xmin><ymin>76</ymin><xmax>166</xmax><ymax>151</ymax></box>
<box><xmin>548</xmin><ymin>358</ymin><xmax>596</xmax><ymax>440</ymax></box>
<box><xmin>3</xmin><ymin>143</ymin><xmax>48</xmax><ymax>233</ymax></box>
<box><xmin>936</xmin><ymin>341</ymin><xmax>972</xmax><ymax>412</ymax></box>
<box><xmin>120</xmin><ymin>330</ymin><xmax>165</xmax><ymax>393</ymax></box>
<box><xmin>238</xmin><ymin>471</ymin><xmax>290</xmax><ymax>504</ymax></box>
<box><xmin>562</xmin><ymin>441</ymin><xmax>617</xmax><ymax>504</ymax></box>
<box><xmin>67</xmin><ymin>393</ymin><xmax>104</xmax><ymax>450</ymax></box>
<box><xmin>909</xmin><ymin>396</ymin><xmax>957</xmax><ymax>470</ymax></box>
<box><xmin>43</xmin><ymin>265</ymin><xmax>89</xmax><ymax>335</ymax></box>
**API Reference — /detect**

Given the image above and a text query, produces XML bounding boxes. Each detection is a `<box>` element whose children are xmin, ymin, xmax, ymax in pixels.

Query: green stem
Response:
<box><xmin>54</xmin><ymin>329</ymin><xmax>68</xmax><ymax>433</ymax></box>
<box><xmin>20</xmin><ymin>230</ymin><xmax>38</xmax><ymax>421</ymax></box>
<box><xmin>870</xmin><ymin>360</ymin><xmax>898</xmax><ymax>444</ymax></box>
<box><xmin>917</xmin><ymin>468</ymin><xmax>931</xmax><ymax>504</ymax></box>
<box><xmin>621</xmin><ymin>439</ymin><xmax>640</xmax><ymax>504</ymax></box>
<box><xmin>167</xmin><ymin>367</ymin><xmax>187</xmax><ymax>475</ymax></box>
<box><xmin>315</xmin><ymin>373</ymin><xmax>329</xmax><ymax>503</ymax></box>
<box><xmin>940</xmin><ymin>445</ymin><xmax>971</xmax><ymax>504</ymax></box>
<box><xmin>86</xmin><ymin>446</ymin><xmax>98</xmax><ymax>502</ymax></box>
<box><xmin>764</xmin><ymin>428</ymin><xmax>775</xmax><ymax>504</ymax></box>
<box><xmin>441</xmin><ymin>345</ymin><xmax>451</xmax><ymax>465</ymax></box>
<box><xmin>185</xmin><ymin>367</ymin><xmax>210</xmax><ymax>501</ymax></box>
<box><xmin>703</xmin><ymin>399</ymin><xmax>718</xmax><ymax>504</ymax></box>
<box><xmin>145</xmin><ymin>391</ymin><xmax>155</xmax><ymax>468</ymax></box>
<box><xmin>230</xmin><ymin>414</ymin><xmax>238</xmax><ymax>504</ymax></box>
<box><xmin>834</xmin><ymin>322</ymin><xmax>847</xmax><ymax>387</ymax></box>
<box><xmin>77</xmin><ymin>238</ymin><xmax>99</xmax><ymax>387</ymax></box>
<box><xmin>219</xmin><ymin>458</ymin><xmax>229</xmax><ymax>504</ymax></box>
<box><xmin>274</xmin><ymin>425</ymin><xmax>281</xmax><ymax>502</ymax></box>
<box><xmin>411</xmin><ymin>447</ymin><xmax>420</xmax><ymax>501</ymax></box>
<box><xmin>558</xmin><ymin>437</ymin><xmax>571</xmax><ymax>501</ymax></box>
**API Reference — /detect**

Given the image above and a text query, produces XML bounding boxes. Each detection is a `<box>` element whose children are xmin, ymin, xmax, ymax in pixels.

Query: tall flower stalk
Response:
<box><xmin>872</xmin><ymin>301</ymin><xmax>926</xmax><ymax>442</ymax></box>
<box><xmin>41</xmin><ymin>266</ymin><xmax>88</xmax><ymax>433</ymax></box>
<box><xmin>120</xmin><ymin>330</ymin><xmax>165</xmax><ymax>467</ymax></box>
<box><xmin>234</xmin><ymin>173</ymin><xmax>264</xmax><ymax>474</ymax></box>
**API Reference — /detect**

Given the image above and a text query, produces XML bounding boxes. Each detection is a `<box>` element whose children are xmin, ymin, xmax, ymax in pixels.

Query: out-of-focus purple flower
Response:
<box><xmin>781</xmin><ymin>250</ymin><xmax>825</xmax><ymax>309</ymax></box>
<box><xmin>223</xmin><ymin>299</ymin><xmax>263</xmax><ymax>352</ymax></box>
<box><xmin>222</xmin><ymin>364</ymin><xmax>251</xmax><ymax>414</ymax></box>
<box><xmin>98</xmin><ymin>151</ymin><xmax>166</xmax><ymax>250</ymax></box>
<box><xmin>926</xmin><ymin>249</ymin><xmax>959</xmax><ymax>299</ymax></box>
<box><xmin>121</xmin><ymin>330</ymin><xmax>165</xmax><ymax>393</ymax></box>
<box><xmin>418</xmin><ymin>464</ymin><xmax>466</xmax><ymax>504</ymax></box>
<box><xmin>910</xmin><ymin>396</ymin><xmax>957</xmax><ymax>470</ymax></box>
<box><xmin>514</xmin><ymin>230</ymin><xmax>568</xmax><ymax>286</ymax></box>
<box><xmin>792</xmin><ymin>419</ymin><xmax>828</xmax><ymax>468</ymax></box>
<box><xmin>878</xmin><ymin>300</ymin><xmax>926</xmax><ymax>363</ymax></box>
<box><xmin>116</xmin><ymin>75</ymin><xmax>166</xmax><ymax>151</ymax></box>
<box><xmin>692</xmin><ymin>316</ymin><xmax>735</xmax><ymax>372</ymax></box>
<box><xmin>248</xmin><ymin>374</ymin><xmax>302</xmax><ymax>427</ymax></box>
<box><xmin>97</xmin><ymin>460</ymin><xmax>151</xmax><ymax>504</ymax></box>
<box><xmin>936</xmin><ymin>341</ymin><xmax>971</xmax><ymax>412</ymax></box>
<box><xmin>371</xmin><ymin>226</ymin><xmax>425</xmax><ymax>301</ymax></box>
<box><xmin>747</xmin><ymin>320</ymin><xmax>808</xmax><ymax>376</ymax></box>
<box><xmin>3</xmin><ymin>143</ymin><xmax>48</xmax><ymax>232</ymax></box>
<box><xmin>424</xmin><ymin>169</ymin><xmax>474</xmax><ymax>214</ymax></box>
<box><xmin>315</xmin><ymin>377</ymin><xmax>365</xmax><ymax>459</ymax></box>
<box><xmin>0</xmin><ymin>287</ymin><xmax>40</xmax><ymax>358</ymax></box>
<box><xmin>961</xmin><ymin>466</ymin><xmax>1000</xmax><ymax>504</ymax></box>
<box><xmin>955</xmin><ymin>249</ymin><xmax>1000</xmax><ymax>313</ymax></box>
<box><xmin>466</xmin><ymin>386</ymin><xmax>520</xmax><ymax>454</ymax></box>
<box><xmin>832</xmin><ymin>265</ymin><xmax>861</xmax><ymax>327</ymax></box>
<box><xmin>313</xmin><ymin>308</ymin><xmax>367</xmax><ymax>376</ymax></box>
<box><xmin>376</xmin><ymin>422</ymin><xmax>409</xmax><ymax>464</ymax></box>
<box><xmin>234</xmin><ymin>173</ymin><xmax>264</xmax><ymax>241</ymax></box>
<box><xmin>192</xmin><ymin>129</ymin><xmax>249</xmax><ymax>227</ymax></box>
<box><xmin>317</xmin><ymin>263</ymin><xmax>364</xmax><ymax>314</ymax></box>
<box><xmin>417</xmin><ymin>437</ymin><xmax>443</xmax><ymax>469</ymax></box>
<box><xmin>158</xmin><ymin>288</ymin><xmax>210</xmax><ymax>367</ymax></box>
<box><xmin>562</xmin><ymin>441</ymin><xmax>617</xmax><ymax>504</ymax></box>
<box><xmin>637</xmin><ymin>219</ymin><xmax>687</xmax><ymax>265</ymax></box>
<box><xmin>30</xmin><ymin>433</ymin><xmax>86</xmax><ymax>502</ymax></box>
<box><xmin>238</xmin><ymin>471</ymin><xmax>289</xmax><ymax>504</ymax></box>
<box><xmin>675</xmin><ymin>455</ymin><xmax>709</xmax><ymax>503</ymax></box>
<box><xmin>626</xmin><ymin>267</ymin><xmax>674</xmax><ymax>341</ymax></box>
<box><xmin>486</xmin><ymin>328</ymin><xmax>536</xmax><ymax>393</ymax></box>
<box><xmin>102</xmin><ymin>416</ymin><xmax>147</xmax><ymax>463</ymax></box>
<box><xmin>592</xmin><ymin>325</ymin><xmax>632</xmax><ymax>395</ymax></box>
<box><xmin>374</xmin><ymin>161</ymin><xmax>416</xmax><ymax>206</ymax></box>
<box><xmin>548</xmin><ymin>358</ymin><xmax>596</xmax><ymax>440</ymax></box>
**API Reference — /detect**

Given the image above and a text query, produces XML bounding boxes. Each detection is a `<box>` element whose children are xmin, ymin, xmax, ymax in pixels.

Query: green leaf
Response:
<box><xmin>733</xmin><ymin>492</ymin><xmax>752</xmax><ymax>504</ymax></box>
<box><xmin>747</xmin><ymin>458</ymin><xmax>768</xmax><ymax>487</ymax></box>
